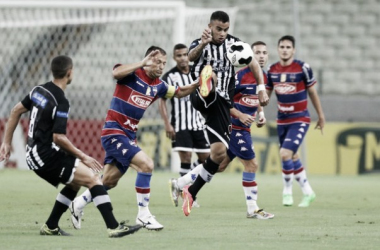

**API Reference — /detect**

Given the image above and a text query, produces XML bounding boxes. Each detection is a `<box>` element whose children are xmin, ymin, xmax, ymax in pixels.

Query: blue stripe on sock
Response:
<box><xmin>242</xmin><ymin>172</ymin><xmax>255</xmax><ymax>182</ymax></box>
<box><xmin>293</xmin><ymin>159</ymin><xmax>303</xmax><ymax>171</ymax></box>
<box><xmin>282</xmin><ymin>159</ymin><xmax>294</xmax><ymax>171</ymax></box>
<box><xmin>135</xmin><ymin>172</ymin><xmax>152</xmax><ymax>188</ymax></box>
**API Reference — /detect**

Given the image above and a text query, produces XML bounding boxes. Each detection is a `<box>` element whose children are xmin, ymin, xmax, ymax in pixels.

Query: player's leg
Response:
<box><xmin>278</xmin><ymin>124</ymin><xmax>295</xmax><ymax>206</ymax></box>
<box><xmin>70</xmin><ymin>161</ymin><xmax>141</xmax><ymax>237</ymax></box>
<box><xmin>178</xmin><ymin>151</ymin><xmax>192</xmax><ymax>176</ymax></box>
<box><xmin>131</xmin><ymin>150</ymin><xmax>163</xmax><ymax>230</ymax></box>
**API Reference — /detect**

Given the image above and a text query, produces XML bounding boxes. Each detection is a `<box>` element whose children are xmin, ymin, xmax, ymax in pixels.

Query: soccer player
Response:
<box><xmin>159</xmin><ymin>44</ymin><xmax>210</xmax><ymax>207</ymax></box>
<box><xmin>180</xmin><ymin>10</ymin><xmax>269</xmax><ymax>216</ymax></box>
<box><xmin>266</xmin><ymin>35</ymin><xmax>325</xmax><ymax>207</ymax></box>
<box><xmin>170</xmin><ymin>41</ymin><xmax>274</xmax><ymax>219</ymax></box>
<box><xmin>70</xmin><ymin>46</ymin><xmax>199</xmax><ymax>230</ymax></box>
<box><xmin>0</xmin><ymin>56</ymin><xmax>141</xmax><ymax>237</ymax></box>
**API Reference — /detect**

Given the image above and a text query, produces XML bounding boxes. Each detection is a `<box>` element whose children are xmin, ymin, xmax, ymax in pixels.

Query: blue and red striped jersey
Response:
<box><xmin>266</xmin><ymin>59</ymin><xmax>316</xmax><ymax>125</ymax></box>
<box><xmin>231</xmin><ymin>67</ymin><xmax>268</xmax><ymax>132</ymax></box>
<box><xmin>101</xmin><ymin>66</ymin><xmax>178</xmax><ymax>140</ymax></box>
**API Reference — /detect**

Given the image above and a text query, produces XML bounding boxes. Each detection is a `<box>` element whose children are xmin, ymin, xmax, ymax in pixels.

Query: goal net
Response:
<box><xmin>0</xmin><ymin>1</ymin><xmax>238</xmax><ymax>169</ymax></box>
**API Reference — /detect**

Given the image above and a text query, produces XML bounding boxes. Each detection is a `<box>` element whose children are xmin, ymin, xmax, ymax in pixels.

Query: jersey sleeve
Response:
<box><xmin>157</xmin><ymin>80</ymin><xmax>178</xmax><ymax>99</ymax></box>
<box><xmin>189</xmin><ymin>39</ymin><xmax>201</xmax><ymax>53</ymax></box>
<box><xmin>52</xmin><ymin>101</ymin><xmax>70</xmax><ymax>134</ymax></box>
<box><xmin>302</xmin><ymin>62</ymin><xmax>317</xmax><ymax>88</ymax></box>
<box><xmin>21</xmin><ymin>93</ymin><xmax>32</xmax><ymax>110</ymax></box>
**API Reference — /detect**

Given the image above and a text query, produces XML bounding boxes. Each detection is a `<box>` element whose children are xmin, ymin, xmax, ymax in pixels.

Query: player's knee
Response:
<box><xmin>280</xmin><ymin>148</ymin><xmax>292</xmax><ymax>161</ymax></box>
<box><xmin>139</xmin><ymin>158</ymin><xmax>154</xmax><ymax>173</ymax></box>
<box><xmin>211</xmin><ymin>150</ymin><xmax>226</xmax><ymax>164</ymax></box>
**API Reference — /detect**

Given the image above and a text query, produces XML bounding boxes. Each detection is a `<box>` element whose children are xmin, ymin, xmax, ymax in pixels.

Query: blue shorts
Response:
<box><xmin>227</xmin><ymin>129</ymin><xmax>255</xmax><ymax>161</ymax></box>
<box><xmin>277</xmin><ymin>122</ymin><xmax>309</xmax><ymax>153</ymax></box>
<box><xmin>101</xmin><ymin>135</ymin><xmax>141</xmax><ymax>174</ymax></box>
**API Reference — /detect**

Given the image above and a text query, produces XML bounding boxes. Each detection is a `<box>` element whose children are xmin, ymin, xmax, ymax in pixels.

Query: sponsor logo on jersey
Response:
<box><xmin>111</xmin><ymin>138</ymin><xmax>117</xmax><ymax>143</ymax></box>
<box><xmin>124</xmin><ymin>119</ymin><xmax>138</xmax><ymax>130</ymax></box>
<box><xmin>236</xmin><ymin>132</ymin><xmax>242</xmax><ymax>137</ymax></box>
<box><xmin>31</xmin><ymin>92</ymin><xmax>48</xmax><ymax>108</ymax></box>
<box><xmin>240</xmin><ymin>96</ymin><xmax>259</xmax><ymax>107</ymax></box>
<box><xmin>130</xmin><ymin>94</ymin><xmax>152</xmax><ymax>109</ymax></box>
<box><xmin>116</xmin><ymin>143</ymin><xmax>122</xmax><ymax>149</ymax></box>
<box><xmin>122</xmin><ymin>149</ymin><xmax>128</xmax><ymax>155</ymax></box>
<box><xmin>278</xmin><ymin>104</ymin><xmax>294</xmax><ymax>112</ymax></box>
<box><xmin>280</xmin><ymin>73</ymin><xmax>287</xmax><ymax>82</ymax></box>
<box><xmin>293</xmin><ymin>139</ymin><xmax>300</xmax><ymax>145</ymax></box>
<box><xmin>240</xmin><ymin>147</ymin><xmax>248</xmax><ymax>151</ymax></box>
<box><xmin>275</xmin><ymin>83</ymin><xmax>297</xmax><ymax>94</ymax></box>
<box><xmin>56</xmin><ymin>111</ymin><xmax>69</xmax><ymax>118</ymax></box>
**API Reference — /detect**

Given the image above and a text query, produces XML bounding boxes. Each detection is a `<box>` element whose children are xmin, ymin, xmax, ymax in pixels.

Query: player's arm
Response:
<box><xmin>158</xmin><ymin>98</ymin><xmax>175</xmax><ymax>140</ymax></box>
<box><xmin>174</xmin><ymin>82</ymin><xmax>200</xmax><ymax>98</ymax></box>
<box><xmin>256</xmin><ymin>105</ymin><xmax>266</xmax><ymax>128</ymax></box>
<box><xmin>230</xmin><ymin>108</ymin><xmax>254</xmax><ymax>127</ymax></box>
<box><xmin>248</xmin><ymin>59</ymin><xmax>269</xmax><ymax>106</ymax></box>
<box><xmin>188</xmin><ymin>29</ymin><xmax>212</xmax><ymax>62</ymax></box>
<box><xmin>307</xmin><ymin>85</ymin><xmax>325</xmax><ymax>134</ymax></box>
<box><xmin>112</xmin><ymin>50</ymin><xmax>160</xmax><ymax>80</ymax></box>
<box><xmin>53</xmin><ymin>133</ymin><xmax>102</xmax><ymax>172</ymax></box>
<box><xmin>0</xmin><ymin>102</ymin><xmax>28</xmax><ymax>162</ymax></box>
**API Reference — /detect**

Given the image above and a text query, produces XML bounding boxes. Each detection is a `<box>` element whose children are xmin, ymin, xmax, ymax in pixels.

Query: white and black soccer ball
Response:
<box><xmin>226</xmin><ymin>41</ymin><xmax>253</xmax><ymax>67</ymax></box>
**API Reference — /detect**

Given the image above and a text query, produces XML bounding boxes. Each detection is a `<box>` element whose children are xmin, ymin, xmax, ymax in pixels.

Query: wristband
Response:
<box><xmin>259</xmin><ymin>111</ymin><xmax>265</xmax><ymax>118</ymax></box>
<box><xmin>256</xmin><ymin>84</ymin><xmax>266</xmax><ymax>94</ymax></box>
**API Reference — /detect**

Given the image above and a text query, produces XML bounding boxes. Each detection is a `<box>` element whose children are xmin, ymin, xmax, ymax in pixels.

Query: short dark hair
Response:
<box><xmin>251</xmin><ymin>41</ymin><xmax>266</xmax><ymax>48</ymax></box>
<box><xmin>210</xmin><ymin>11</ymin><xmax>229</xmax><ymax>23</ymax></box>
<box><xmin>145</xmin><ymin>46</ymin><xmax>166</xmax><ymax>56</ymax></box>
<box><xmin>51</xmin><ymin>55</ymin><xmax>73</xmax><ymax>79</ymax></box>
<box><xmin>278</xmin><ymin>35</ymin><xmax>295</xmax><ymax>48</ymax></box>
<box><xmin>173</xmin><ymin>43</ymin><xmax>187</xmax><ymax>54</ymax></box>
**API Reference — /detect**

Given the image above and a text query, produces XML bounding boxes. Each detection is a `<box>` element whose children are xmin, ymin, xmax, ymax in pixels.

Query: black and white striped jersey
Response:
<box><xmin>161</xmin><ymin>66</ymin><xmax>205</xmax><ymax>132</ymax></box>
<box><xmin>189</xmin><ymin>34</ymin><xmax>240</xmax><ymax>103</ymax></box>
<box><xmin>21</xmin><ymin>81</ymin><xmax>70</xmax><ymax>170</ymax></box>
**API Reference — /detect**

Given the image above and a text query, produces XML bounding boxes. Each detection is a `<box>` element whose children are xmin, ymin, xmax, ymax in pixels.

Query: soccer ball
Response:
<box><xmin>226</xmin><ymin>41</ymin><xmax>253</xmax><ymax>67</ymax></box>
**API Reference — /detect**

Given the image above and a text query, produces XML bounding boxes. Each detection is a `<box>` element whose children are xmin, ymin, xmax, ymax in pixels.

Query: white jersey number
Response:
<box><xmin>28</xmin><ymin>106</ymin><xmax>38</xmax><ymax>138</ymax></box>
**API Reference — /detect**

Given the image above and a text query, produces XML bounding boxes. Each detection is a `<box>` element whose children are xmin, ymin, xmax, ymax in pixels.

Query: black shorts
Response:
<box><xmin>33</xmin><ymin>150</ymin><xmax>77</xmax><ymax>188</ymax></box>
<box><xmin>172</xmin><ymin>130</ymin><xmax>210</xmax><ymax>153</ymax></box>
<box><xmin>190</xmin><ymin>89</ymin><xmax>232</xmax><ymax>148</ymax></box>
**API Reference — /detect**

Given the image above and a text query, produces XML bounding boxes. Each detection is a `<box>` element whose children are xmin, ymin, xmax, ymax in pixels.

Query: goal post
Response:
<box><xmin>0</xmin><ymin>1</ymin><xmax>239</xmax><ymax>170</ymax></box>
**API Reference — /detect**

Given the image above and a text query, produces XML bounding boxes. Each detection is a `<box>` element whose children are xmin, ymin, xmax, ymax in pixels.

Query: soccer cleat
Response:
<box><xmin>247</xmin><ymin>209</ymin><xmax>274</xmax><ymax>219</ymax></box>
<box><xmin>136</xmin><ymin>214</ymin><xmax>164</xmax><ymax>231</ymax></box>
<box><xmin>282</xmin><ymin>194</ymin><xmax>294</xmax><ymax>206</ymax></box>
<box><xmin>69</xmin><ymin>200</ymin><xmax>84</xmax><ymax>229</ymax></box>
<box><xmin>169</xmin><ymin>178</ymin><xmax>180</xmax><ymax>207</ymax></box>
<box><xmin>199</xmin><ymin>65</ymin><xmax>213</xmax><ymax>98</ymax></box>
<box><xmin>40</xmin><ymin>224</ymin><xmax>71</xmax><ymax>236</ymax></box>
<box><xmin>108</xmin><ymin>222</ymin><xmax>142</xmax><ymax>238</ymax></box>
<box><xmin>298</xmin><ymin>192</ymin><xmax>316</xmax><ymax>207</ymax></box>
<box><xmin>182</xmin><ymin>185</ymin><xmax>194</xmax><ymax>216</ymax></box>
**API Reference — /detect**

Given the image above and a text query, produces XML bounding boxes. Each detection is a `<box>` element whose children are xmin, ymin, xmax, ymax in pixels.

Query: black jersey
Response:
<box><xmin>161</xmin><ymin>66</ymin><xmax>205</xmax><ymax>132</ymax></box>
<box><xmin>21</xmin><ymin>81</ymin><xmax>70</xmax><ymax>170</ymax></box>
<box><xmin>189</xmin><ymin>34</ymin><xmax>240</xmax><ymax>103</ymax></box>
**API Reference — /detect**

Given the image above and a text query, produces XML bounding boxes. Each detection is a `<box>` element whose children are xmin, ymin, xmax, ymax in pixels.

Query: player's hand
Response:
<box><xmin>201</xmin><ymin>28</ymin><xmax>212</xmax><ymax>45</ymax></box>
<box><xmin>258</xmin><ymin>90</ymin><xmax>269</xmax><ymax>106</ymax></box>
<box><xmin>165</xmin><ymin>124</ymin><xmax>176</xmax><ymax>140</ymax></box>
<box><xmin>315</xmin><ymin>116</ymin><xmax>325</xmax><ymax>135</ymax></box>
<box><xmin>256</xmin><ymin>112</ymin><xmax>266</xmax><ymax>128</ymax></box>
<box><xmin>142</xmin><ymin>50</ymin><xmax>160</xmax><ymax>67</ymax></box>
<box><xmin>239</xmin><ymin>114</ymin><xmax>255</xmax><ymax>127</ymax></box>
<box><xmin>0</xmin><ymin>143</ymin><xmax>11</xmax><ymax>163</ymax></box>
<box><xmin>82</xmin><ymin>155</ymin><xmax>103</xmax><ymax>173</ymax></box>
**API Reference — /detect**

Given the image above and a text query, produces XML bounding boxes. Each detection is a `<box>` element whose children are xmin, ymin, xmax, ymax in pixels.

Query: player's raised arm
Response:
<box><xmin>0</xmin><ymin>102</ymin><xmax>28</xmax><ymax>162</ymax></box>
<box><xmin>112</xmin><ymin>50</ymin><xmax>160</xmax><ymax>80</ymax></box>
<box><xmin>248</xmin><ymin>58</ymin><xmax>269</xmax><ymax>106</ymax></box>
<box><xmin>174</xmin><ymin>81</ymin><xmax>200</xmax><ymax>98</ymax></box>
<box><xmin>307</xmin><ymin>85</ymin><xmax>325</xmax><ymax>134</ymax></box>
<box><xmin>188</xmin><ymin>28</ymin><xmax>212</xmax><ymax>62</ymax></box>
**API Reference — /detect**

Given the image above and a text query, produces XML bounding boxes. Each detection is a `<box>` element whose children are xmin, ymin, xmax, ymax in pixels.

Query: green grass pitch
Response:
<box><xmin>0</xmin><ymin>169</ymin><xmax>379</xmax><ymax>250</ymax></box>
